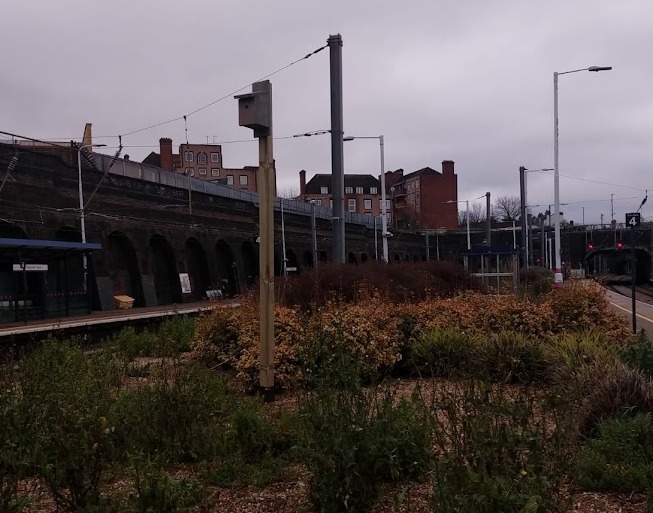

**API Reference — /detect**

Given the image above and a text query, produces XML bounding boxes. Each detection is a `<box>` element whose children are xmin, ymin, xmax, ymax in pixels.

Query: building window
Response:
<box><xmin>370</xmin><ymin>186</ymin><xmax>378</xmax><ymax>194</ymax></box>
<box><xmin>227</xmin><ymin>175</ymin><xmax>234</xmax><ymax>185</ymax></box>
<box><xmin>314</xmin><ymin>199</ymin><xmax>322</xmax><ymax>206</ymax></box>
<box><xmin>348</xmin><ymin>199</ymin><xmax>356</xmax><ymax>212</ymax></box>
<box><xmin>211</xmin><ymin>168</ymin><xmax>220</xmax><ymax>177</ymax></box>
<box><xmin>239</xmin><ymin>175</ymin><xmax>248</xmax><ymax>185</ymax></box>
<box><xmin>364</xmin><ymin>199</ymin><xmax>372</xmax><ymax>210</ymax></box>
<box><xmin>330</xmin><ymin>199</ymin><xmax>333</xmax><ymax>209</ymax></box>
<box><xmin>197</xmin><ymin>152</ymin><xmax>207</xmax><ymax>165</ymax></box>
<box><xmin>321</xmin><ymin>186</ymin><xmax>328</xmax><ymax>194</ymax></box>
<box><xmin>356</xmin><ymin>186</ymin><xmax>363</xmax><ymax>194</ymax></box>
<box><xmin>210</xmin><ymin>152</ymin><xmax>220</xmax><ymax>163</ymax></box>
<box><xmin>184</xmin><ymin>151</ymin><xmax>193</xmax><ymax>162</ymax></box>
<box><xmin>364</xmin><ymin>212</ymin><xmax>372</xmax><ymax>216</ymax></box>
<box><xmin>185</xmin><ymin>167</ymin><xmax>193</xmax><ymax>176</ymax></box>
<box><xmin>198</xmin><ymin>168</ymin><xmax>207</xmax><ymax>176</ymax></box>
<box><xmin>345</xmin><ymin>186</ymin><xmax>353</xmax><ymax>194</ymax></box>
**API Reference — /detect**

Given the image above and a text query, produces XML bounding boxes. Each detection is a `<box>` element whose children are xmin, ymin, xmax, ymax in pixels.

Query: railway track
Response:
<box><xmin>600</xmin><ymin>275</ymin><xmax>653</xmax><ymax>305</ymax></box>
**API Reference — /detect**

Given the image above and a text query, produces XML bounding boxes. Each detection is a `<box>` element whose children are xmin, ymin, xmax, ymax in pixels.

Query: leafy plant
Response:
<box><xmin>431</xmin><ymin>380</ymin><xmax>573</xmax><ymax>513</ymax></box>
<box><xmin>110</xmin><ymin>362</ymin><xmax>231</xmax><ymax>462</ymax></box>
<box><xmin>621</xmin><ymin>330</ymin><xmax>653</xmax><ymax>379</ymax></box>
<box><xmin>110</xmin><ymin>326</ymin><xmax>159</xmax><ymax>360</ymax></box>
<box><xmin>574</xmin><ymin>413</ymin><xmax>653</xmax><ymax>492</ymax></box>
<box><xmin>19</xmin><ymin>341</ymin><xmax>119</xmax><ymax>512</ymax></box>
<box><xmin>129</xmin><ymin>455</ymin><xmax>204</xmax><ymax>513</ymax></box>
<box><xmin>157</xmin><ymin>315</ymin><xmax>195</xmax><ymax>355</ymax></box>
<box><xmin>299</xmin><ymin>379</ymin><xmax>431</xmax><ymax>513</ymax></box>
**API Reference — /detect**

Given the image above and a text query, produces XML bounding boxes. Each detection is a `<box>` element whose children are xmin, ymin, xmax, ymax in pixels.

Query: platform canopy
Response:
<box><xmin>0</xmin><ymin>238</ymin><xmax>102</xmax><ymax>259</ymax></box>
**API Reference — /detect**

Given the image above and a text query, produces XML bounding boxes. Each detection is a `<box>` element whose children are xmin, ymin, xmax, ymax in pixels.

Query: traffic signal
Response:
<box><xmin>617</xmin><ymin>241</ymin><xmax>623</xmax><ymax>250</ymax></box>
<box><xmin>587</xmin><ymin>242</ymin><xmax>594</xmax><ymax>250</ymax></box>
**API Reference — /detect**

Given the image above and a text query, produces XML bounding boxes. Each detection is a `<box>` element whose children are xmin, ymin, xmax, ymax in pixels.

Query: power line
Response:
<box><xmin>120</xmin><ymin>43</ymin><xmax>328</xmax><ymax>138</ymax></box>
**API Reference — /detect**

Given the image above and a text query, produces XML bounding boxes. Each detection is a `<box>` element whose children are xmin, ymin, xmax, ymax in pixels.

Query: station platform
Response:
<box><xmin>0</xmin><ymin>299</ymin><xmax>236</xmax><ymax>341</ymax></box>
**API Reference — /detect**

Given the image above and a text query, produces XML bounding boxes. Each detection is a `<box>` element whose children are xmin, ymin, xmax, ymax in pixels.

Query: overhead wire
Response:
<box><xmin>119</xmin><ymin>43</ymin><xmax>328</xmax><ymax>138</ymax></box>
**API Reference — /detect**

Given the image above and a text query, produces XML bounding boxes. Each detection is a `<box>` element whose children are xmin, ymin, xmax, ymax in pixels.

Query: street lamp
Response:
<box><xmin>445</xmin><ymin>195</ymin><xmax>486</xmax><ymax>252</ymax></box>
<box><xmin>280</xmin><ymin>198</ymin><xmax>289</xmax><ymax>277</ymax></box>
<box><xmin>77</xmin><ymin>143</ymin><xmax>106</xmax><ymax>292</ymax></box>
<box><xmin>553</xmin><ymin>65</ymin><xmax>611</xmax><ymax>285</ymax></box>
<box><xmin>343</xmin><ymin>135</ymin><xmax>389</xmax><ymax>263</ymax></box>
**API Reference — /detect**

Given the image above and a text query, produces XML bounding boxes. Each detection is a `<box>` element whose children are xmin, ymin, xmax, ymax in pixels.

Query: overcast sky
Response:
<box><xmin>2</xmin><ymin>0</ymin><xmax>652</xmax><ymax>225</ymax></box>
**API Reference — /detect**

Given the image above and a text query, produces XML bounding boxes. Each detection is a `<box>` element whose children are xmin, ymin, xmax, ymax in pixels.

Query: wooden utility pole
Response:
<box><xmin>235</xmin><ymin>80</ymin><xmax>275</xmax><ymax>401</ymax></box>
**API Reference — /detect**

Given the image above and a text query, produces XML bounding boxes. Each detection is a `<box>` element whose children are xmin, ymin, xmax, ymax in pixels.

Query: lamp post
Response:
<box><xmin>77</xmin><ymin>143</ymin><xmax>106</xmax><ymax>292</ymax></box>
<box><xmin>553</xmin><ymin>65</ymin><xmax>611</xmax><ymax>286</ymax></box>
<box><xmin>343</xmin><ymin>135</ymin><xmax>389</xmax><ymax>263</ymax></box>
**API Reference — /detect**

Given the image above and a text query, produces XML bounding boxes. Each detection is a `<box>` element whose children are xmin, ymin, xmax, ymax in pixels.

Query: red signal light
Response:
<box><xmin>617</xmin><ymin>242</ymin><xmax>623</xmax><ymax>250</ymax></box>
<box><xmin>587</xmin><ymin>243</ymin><xmax>594</xmax><ymax>250</ymax></box>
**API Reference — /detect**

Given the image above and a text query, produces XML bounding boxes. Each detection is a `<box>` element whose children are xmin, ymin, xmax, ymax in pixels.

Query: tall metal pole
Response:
<box><xmin>328</xmin><ymin>34</ymin><xmax>345</xmax><ymax>263</ymax></box>
<box><xmin>631</xmin><ymin>224</ymin><xmax>637</xmax><ymax>333</ymax></box>
<box><xmin>379</xmin><ymin>135</ymin><xmax>389</xmax><ymax>263</ymax></box>
<box><xmin>466</xmin><ymin>200</ymin><xmax>471</xmax><ymax>250</ymax></box>
<box><xmin>281</xmin><ymin>200</ymin><xmax>287</xmax><ymax>277</ymax></box>
<box><xmin>310</xmin><ymin>200</ymin><xmax>318</xmax><ymax>268</ymax></box>
<box><xmin>519</xmin><ymin>166</ymin><xmax>528</xmax><ymax>268</ymax></box>
<box><xmin>77</xmin><ymin>148</ymin><xmax>87</xmax><ymax>293</ymax></box>
<box><xmin>485</xmin><ymin>192</ymin><xmax>491</xmax><ymax>246</ymax></box>
<box><xmin>553</xmin><ymin>71</ymin><xmax>563</xmax><ymax>286</ymax></box>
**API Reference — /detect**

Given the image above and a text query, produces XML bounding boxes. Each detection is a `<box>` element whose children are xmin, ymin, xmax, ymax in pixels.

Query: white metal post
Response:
<box><xmin>553</xmin><ymin>71</ymin><xmax>563</xmax><ymax>285</ymax></box>
<box><xmin>466</xmin><ymin>199</ymin><xmax>471</xmax><ymax>250</ymax></box>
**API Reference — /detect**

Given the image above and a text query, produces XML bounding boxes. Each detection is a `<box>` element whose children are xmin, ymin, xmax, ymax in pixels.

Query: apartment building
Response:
<box><xmin>389</xmin><ymin>160</ymin><xmax>458</xmax><ymax>230</ymax></box>
<box><xmin>143</xmin><ymin>138</ymin><xmax>259</xmax><ymax>193</ymax></box>
<box><xmin>298</xmin><ymin>170</ymin><xmax>385</xmax><ymax>218</ymax></box>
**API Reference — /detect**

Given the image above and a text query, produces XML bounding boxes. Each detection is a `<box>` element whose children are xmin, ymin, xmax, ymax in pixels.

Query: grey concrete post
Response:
<box><xmin>328</xmin><ymin>34</ymin><xmax>345</xmax><ymax>263</ymax></box>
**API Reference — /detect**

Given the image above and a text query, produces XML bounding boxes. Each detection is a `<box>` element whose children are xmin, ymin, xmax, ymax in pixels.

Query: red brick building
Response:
<box><xmin>298</xmin><ymin>170</ymin><xmax>383</xmax><ymax>217</ymax></box>
<box><xmin>389</xmin><ymin>160</ymin><xmax>458</xmax><ymax>230</ymax></box>
<box><xmin>143</xmin><ymin>138</ymin><xmax>259</xmax><ymax>193</ymax></box>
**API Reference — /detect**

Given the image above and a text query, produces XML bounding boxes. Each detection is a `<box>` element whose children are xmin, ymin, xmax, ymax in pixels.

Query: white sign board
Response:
<box><xmin>179</xmin><ymin>273</ymin><xmax>192</xmax><ymax>294</ymax></box>
<box><xmin>13</xmin><ymin>263</ymin><xmax>48</xmax><ymax>272</ymax></box>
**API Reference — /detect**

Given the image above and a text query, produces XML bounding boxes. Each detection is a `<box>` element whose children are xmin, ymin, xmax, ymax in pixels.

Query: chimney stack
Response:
<box><xmin>299</xmin><ymin>169</ymin><xmax>307</xmax><ymax>197</ymax></box>
<box><xmin>160</xmin><ymin>138</ymin><xmax>173</xmax><ymax>171</ymax></box>
<box><xmin>442</xmin><ymin>160</ymin><xmax>455</xmax><ymax>176</ymax></box>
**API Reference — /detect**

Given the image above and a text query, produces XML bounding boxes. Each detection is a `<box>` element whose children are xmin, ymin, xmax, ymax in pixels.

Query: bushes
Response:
<box><xmin>574</xmin><ymin>413</ymin><xmax>653</xmax><ymax>493</ymax></box>
<box><xmin>18</xmin><ymin>341</ymin><xmax>120</xmax><ymax>512</ymax></box>
<box><xmin>431</xmin><ymin>380</ymin><xmax>574</xmax><ymax>513</ymax></box>
<box><xmin>276</xmin><ymin>261</ymin><xmax>479</xmax><ymax>310</ymax></box>
<box><xmin>621</xmin><ymin>330</ymin><xmax>653</xmax><ymax>379</ymax></box>
<box><xmin>110</xmin><ymin>362</ymin><xmax>232</xmax><ymax>463</ymax></box>
<box><xmin>111</xmin><ymin>315</ymin><xmax>195</xmax><ymax>360</ymax></box>
<box><xmin>299</xmin><ymin>383</ymin><xmax>432</xmax><ymax>513</ymax></box>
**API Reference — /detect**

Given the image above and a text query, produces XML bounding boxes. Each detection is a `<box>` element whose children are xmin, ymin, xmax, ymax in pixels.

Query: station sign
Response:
<box><xmin>625</xmin><ymin>212</ymin><xmax>641</xmax><ymax>227</ymax></box>
<box><xmin>12</xmin><ymin>263</ymin><xmax>48</xmax><ymax>272</ymax></box>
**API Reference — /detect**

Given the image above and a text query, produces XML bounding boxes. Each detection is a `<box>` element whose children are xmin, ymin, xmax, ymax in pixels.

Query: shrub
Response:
<box><xmin>520</xmin><ymin>267</ymin><xmax>553</xmax><ymax>298</ymax></box>
<box><xmin>129</xmin><ymin>455</ymin><xmax>205</xmax><ymax>513</ymax></box>
<box><xmin>156</xmin><ymin>315</ymin><xmax>195</xmax><ymax>355</ymax></box>
<box><xmin>0</xmin><ymin>367</ymin><xmax>30</xmax><ymax>513</ymax></box>
<box><xmin>576</xmin><ymin>361</ymin><xmax>653</xmax><ymax>437</ymax></box>
<box><xmin>431</xmin><ymin>380</ymin><xmax>574</xmax><ymax>513</ymax></box>
<box><xmin>574</xmin><ymin>413</ymin><xmax>653</xmax><ymax>492</ymax></box>
<box><xmin>110</xmin><ymin>362</ymin><xmax>232</xmax><ymax>462</ymax></box>
<box><xmin>408</xmin><ymin>327</ymin><xmax>482</xmax><ymax>378</ymax></box>
<box><xmin>482</xmin><ymin>331</ymin><xmax>549</xmax><ymax>383</ymax></box>
<box><xmin>110</xmin><ymin>326</ymin><xmax>159</xmax><ymax>360</ymax></box>
<box><xmin>299</xmin><ymin>381</ymin><xmax>431</xmax><ymax>513</ymax></box>
<box><xmin>276</xmin><ymin>261</ymin><xmax>478</xmax><ymax>310</ymax></box>
<box><xmin>19</xmin><ymin>341</ymin><xmax>119</xmax><ymax>512</ymax></box>
<box><xmin>621</xmin><ymin>330</ymin><xmax>653</xmax><ymax>379</ymax></box>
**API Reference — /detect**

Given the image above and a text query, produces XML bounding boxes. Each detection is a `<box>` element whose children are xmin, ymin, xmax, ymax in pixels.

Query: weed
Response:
<box><xmin>574</xmin><ymin>413</ymin><xmax>653</xmax><ymax>492</ymax></box>
<box><xmin>157</xmin><ymin>315</ymin><xmax>195</xmax><ymax>355</ymax></box>
<box><xmin>621</xmin><ymin>330</ymin><xmax>653</xmax><ymax>379</ymax></box>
